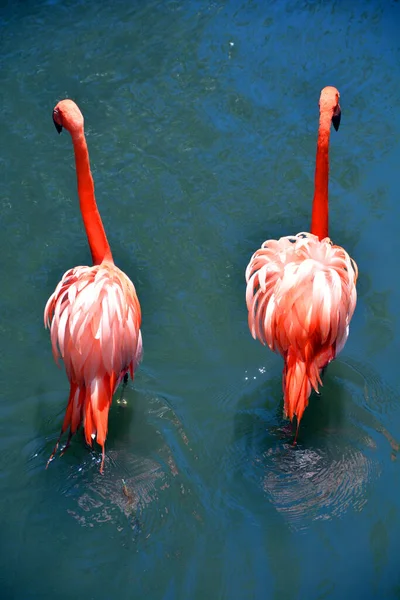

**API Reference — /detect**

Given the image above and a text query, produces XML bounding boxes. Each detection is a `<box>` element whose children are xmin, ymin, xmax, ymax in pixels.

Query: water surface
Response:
<box><xmin>1</xmin><ymin>0</ymin><xmax>400</xmax><ymax>598</ymax></box>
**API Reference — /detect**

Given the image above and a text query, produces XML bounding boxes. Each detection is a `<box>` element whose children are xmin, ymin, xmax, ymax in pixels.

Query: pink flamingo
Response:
<box><xmin>45</xmin><ymin>100</ymin><xmax>142</xmax><ymax>473</ymax></box>
<box><xmin>245</xmin><ymin>86</ymin><xmax>358</xmax><ymax>433</ymax></box>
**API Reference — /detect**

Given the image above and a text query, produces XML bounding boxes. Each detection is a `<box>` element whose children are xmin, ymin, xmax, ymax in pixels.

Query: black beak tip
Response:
<box><xmin>332</xmin><ymin>108</ymin><xmax>341</xmax><ymax>132</ymax></box>
<box><xmin>53</xmin><ymin>114</ymin><xmax>62</xmax><ymax>134</ymax></box>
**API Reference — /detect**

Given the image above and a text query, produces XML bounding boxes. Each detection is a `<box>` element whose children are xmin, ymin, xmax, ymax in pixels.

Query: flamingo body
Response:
<box><xmin>245</xmin><ymin>86</ymin><xmax>358</xmax><ymax>428</ymax></box>
<box><xmin>45</xmin><ymin>262</ymin><xmax>142</xmax><ymax>447</ymax></box>
<box><xmin>246</xmin><ymin>232</ymin><xmax>357</xmax><ymax>422</ymax></box>
<box><xmin>45</xmin><ymin>99</ymin><xmax>142</xmax><ymax>472</ymax></box>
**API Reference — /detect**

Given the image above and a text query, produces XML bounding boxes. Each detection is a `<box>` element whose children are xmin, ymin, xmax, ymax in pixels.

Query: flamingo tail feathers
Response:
<box><xmin>46</xmin><ymin>373</ymin><xmax>124</xmax><ymax>473</ymax></box>
<box><xmin>282</xmin><ymin>349</ymin><xmax>324</xmax><ymax>426</ymax></box>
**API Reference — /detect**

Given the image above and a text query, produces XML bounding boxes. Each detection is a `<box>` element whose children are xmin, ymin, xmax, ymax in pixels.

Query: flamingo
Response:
<box><xmin>45</xmin><ymin>99</ymin><xmax>142</xmax><ymax>473</ymax></box>
<box><xmin>245</xmin><ymin>86</ymin><xmax>358</xmax><ymax>433</ymax></box>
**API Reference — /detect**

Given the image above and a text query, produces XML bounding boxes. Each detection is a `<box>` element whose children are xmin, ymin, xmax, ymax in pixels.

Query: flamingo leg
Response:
<box><xmin>59</xmin><ymin>429</ymin><xmax>74</xmax><ymax>457</ymax></box>
<box><xmin>100</xmin><ymin>445</ymin><xmax>105</xmax><ymax>475</ymax></box>
<box><xmin>293</xmin><ymin>419</ymin><xmax>300</xmax><ymax>446</ymax></box>
<box><xmin>46</xmin><ymin>430</ymin><xmax>64</xmax><ymax>469</ymax></box>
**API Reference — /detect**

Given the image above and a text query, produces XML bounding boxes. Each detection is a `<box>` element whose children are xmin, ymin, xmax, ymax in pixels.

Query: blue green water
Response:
<box><xmin>1</xmin><ymin>0</ymin><xmax>400</xmax><ymax>598</ymax></box>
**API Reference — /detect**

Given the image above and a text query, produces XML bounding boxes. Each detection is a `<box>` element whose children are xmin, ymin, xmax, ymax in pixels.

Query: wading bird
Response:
<box><xmin>45</xmin><ymin>100</ymin><xmax>142</xmax><ymax>472</ymax></box>
<box><xmin>245</xmin><ymin>86</ymin><xmax>358</xmax><ymax>434</ymax></box>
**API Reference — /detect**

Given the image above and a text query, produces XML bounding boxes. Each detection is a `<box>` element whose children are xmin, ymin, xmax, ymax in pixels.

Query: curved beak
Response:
<box><xmin>53</xmin><ymin>113</ymin><xmax>62</xmax><ymax>134</ymax></box>
<box><xmin>332</xmin><ymin>103</ymin><xmax>341</xmax><ymax>132</ymax></box>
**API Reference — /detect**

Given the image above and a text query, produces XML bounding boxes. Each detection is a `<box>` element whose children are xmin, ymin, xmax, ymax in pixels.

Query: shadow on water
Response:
<box><xmin>222</xmin><ymin>356</ymin><xmax>399</xmax><ymax>533</ymax></box>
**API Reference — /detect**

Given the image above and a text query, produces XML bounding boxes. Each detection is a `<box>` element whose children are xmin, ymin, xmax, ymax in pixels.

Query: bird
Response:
<box><xmin>245</xmin><ymin>86</ymin><xmax>358</xmax><ymax>435</ymax></box>
<box><xmin>45</xmin><ymin>99</ymin><xmax>142</xmax><ymax>473</ymax></box>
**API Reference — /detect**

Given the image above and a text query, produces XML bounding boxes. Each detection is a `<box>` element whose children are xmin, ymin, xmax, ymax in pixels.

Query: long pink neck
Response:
<box><xmin>70</xmin><ymin>130</ymin><xmax>113</xmax><ymax>265</ymax></box>
<box><xmin>310</xmin><ymin>110</ymin><xmax>332</xmax><ymax>240</ymax></box>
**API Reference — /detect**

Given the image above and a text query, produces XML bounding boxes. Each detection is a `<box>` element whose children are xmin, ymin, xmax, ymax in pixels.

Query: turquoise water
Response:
<box><xmin>1</xmin><ymin>0</ymin><xmax>400</xmax><ymax>598</ymax></box>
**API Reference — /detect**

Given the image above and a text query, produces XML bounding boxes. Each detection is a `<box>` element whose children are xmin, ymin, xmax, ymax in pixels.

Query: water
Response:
<box><xmin>1</xmin><ymin>0</ymin><xmax>400</xmax><ymax>598</ymax></box>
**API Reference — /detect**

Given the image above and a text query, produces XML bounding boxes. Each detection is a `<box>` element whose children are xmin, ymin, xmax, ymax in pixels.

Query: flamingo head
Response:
<box><xmin>319</xmin><ymin>86</ymin><xmax>341</xmax><ymax>131</ymax></box>
<box><xmin>52</xmin><ymin>99</ymin><xmax>84</xmax><ymax>135</ymax></box>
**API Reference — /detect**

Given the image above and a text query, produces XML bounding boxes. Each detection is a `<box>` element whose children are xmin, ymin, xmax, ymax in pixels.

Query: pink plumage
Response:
<box><xmin>245</xmin><ymin>87</ymin><xmax>358</xmax><ymax>430</ymax></box>
<box><xmin>246</xmin><ymin>232</ymin><xmax>357</xmax><ymax>423</ymax></box>
<box><xmin>45</xmin><ymin>263</ymin><xmax>142</xmax><ymax>470</ymax></box>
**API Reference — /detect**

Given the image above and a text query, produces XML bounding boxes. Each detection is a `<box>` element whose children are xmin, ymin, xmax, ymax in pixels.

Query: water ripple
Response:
<box><xmin>25</xmin><ymin>386</ymin><xmax>205</xmax><ymax>542</ymax></box>
<box><xmin>220</xmin><ymin>357</ymin><xmax>399</xmax><ymax>531</ymax></box>
<box><xmin>257</xmin><ymin>439</ymin><xmax>377</xmax><ymax>530</ymax></box>
<box><xmin>64</xmin><ymin>451</ymin><xmax>166</xmax><ymax>535</ymax></box>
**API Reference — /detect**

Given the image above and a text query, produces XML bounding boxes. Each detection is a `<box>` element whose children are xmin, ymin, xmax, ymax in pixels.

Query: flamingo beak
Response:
<box><xmin>332</xmin><ymin>104</ymin><xmax>341</xmax><ymax>131</ymax></box>
<box><xmin>53</xmin><ymin>112</ymin><xmax>62</xmax><ymax>134</ymax></box>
